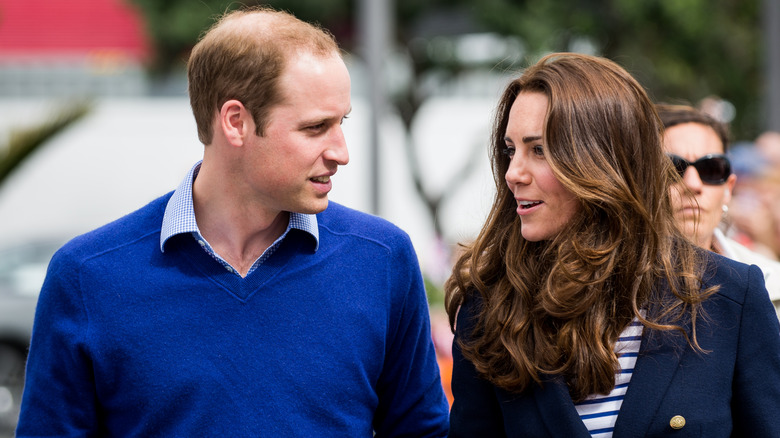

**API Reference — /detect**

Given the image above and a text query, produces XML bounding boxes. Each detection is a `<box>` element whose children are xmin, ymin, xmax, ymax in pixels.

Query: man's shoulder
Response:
<box><xmin>56</xmin><ymin>192</ymin><xmax>173</xmax><ymax>263</ymax></box>
<box><xmin>318</xmin><ymin>202</ymin><xmax>408</xmax><ymax>239</ymax></box>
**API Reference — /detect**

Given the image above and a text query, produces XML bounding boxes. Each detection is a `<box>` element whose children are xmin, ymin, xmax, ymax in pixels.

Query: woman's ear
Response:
<box><xmin>724</xmin><ymin>173</ymin><xmax>737</xmax><ymax>203</ymax></box>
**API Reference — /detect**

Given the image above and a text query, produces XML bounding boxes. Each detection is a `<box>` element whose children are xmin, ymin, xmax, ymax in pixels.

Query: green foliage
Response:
<box><xmin>424</xmin><ymin>275</ymin><xmax>446</xmax><ymax>309</ymax></box>
<box><xmin>129</xmin><ymin>0</ymin><xmax>765</xmax><ymax>139</ymax></box>
<box><xmin>128</xmin><ymin>0</ymin><xmax>352</xmax><ymax>76</ymax></box>
<box><xmin>0</xmin><ymin>102</ymin><xmax>92</xmax><ymax>187</ymax></box>
<box><xmin>129</xmin><ymin>0</ymin><xmax>243</xmax><ymax>75</ymax></box>
<box><xmin>470</xmin><ymin>0</ymin><xmax>763</xmax><ymax>139</ymax></box>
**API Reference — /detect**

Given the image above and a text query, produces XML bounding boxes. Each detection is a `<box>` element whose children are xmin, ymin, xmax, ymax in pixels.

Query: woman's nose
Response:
<box><xmin>505</xmin><ymin>156</ymin><xmax>530</xmax><ymax>186</ymax></box>
<box><xmin>682</xmin><ymin>166</ymin><xmax>703</xmax><ymax>192</ymax></box>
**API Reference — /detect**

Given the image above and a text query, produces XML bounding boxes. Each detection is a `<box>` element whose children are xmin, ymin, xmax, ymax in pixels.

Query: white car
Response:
<box><xmin>0</xmin><ymin>239</ymin><xmax>60</xmax><ymax>434</ymax></box>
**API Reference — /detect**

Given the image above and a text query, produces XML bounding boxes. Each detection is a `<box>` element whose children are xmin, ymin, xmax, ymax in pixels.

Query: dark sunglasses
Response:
<box><xmin>666</xmin><ymin>153</ymin><xmax>731</xmax><ymax>185</ymax></box>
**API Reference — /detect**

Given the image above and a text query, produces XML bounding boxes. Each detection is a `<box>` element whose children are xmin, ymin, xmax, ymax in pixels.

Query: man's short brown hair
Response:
<box><xmin>187</xmin><ymin>7</ymin><xmax>340</xmax><ymax>144</ymax></box>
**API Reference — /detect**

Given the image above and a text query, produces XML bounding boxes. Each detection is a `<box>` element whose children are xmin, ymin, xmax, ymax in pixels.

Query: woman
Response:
<box><xmin>658</xmin><ymin>104</ymin><xmax>780</xmax><ymax>317</ymax></box>
<box><xmin>445</xmin><ymin>53</ymin><xmax>780</xmax><ymax>437</ymax></box>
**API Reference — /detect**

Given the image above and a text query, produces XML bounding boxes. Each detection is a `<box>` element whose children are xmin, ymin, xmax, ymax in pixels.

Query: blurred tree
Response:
<box><xmin>388</xmin><ymin>0</ymin><xmax>765</xmax><ymax>244</ymax></box>
<box><xmin>128</xmin><ymin>0</ymin><xmax>353</xmax><ymax>76</ymax></box>
<box><xmin>0</xmin><ymin>102</ymin><xmax>92</xmax><ymax>187</ymax></box>
<box><xmin>471</xmin><ymin>0</ymin><xmax>762</xmax><ymax>139</ymax></box>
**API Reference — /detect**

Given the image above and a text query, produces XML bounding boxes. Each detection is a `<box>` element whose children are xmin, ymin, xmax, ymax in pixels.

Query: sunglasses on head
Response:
<box><xmin>666</xmin><ymin>153</ymin><xmax>731</xmax><ymax>185</ymax></box>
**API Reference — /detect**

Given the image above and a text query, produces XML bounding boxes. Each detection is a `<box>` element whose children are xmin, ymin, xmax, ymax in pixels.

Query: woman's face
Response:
<box><xmin>664</xmin><ymin>122</ymin><xmax>736</xmax><ymax>249</ymax></box>
<box><xmin>504</xmin><ymin>91</ymin><xmax>581</xmax><ymax>242</ymax></box>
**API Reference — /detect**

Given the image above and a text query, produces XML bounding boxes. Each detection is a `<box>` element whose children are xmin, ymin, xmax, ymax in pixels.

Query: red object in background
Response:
<box><xmin>0</xmin><ymin>0</ymin><xmax>149</xmax><ymax>60</ymax></box>
<box><xmin>438</xmin><ymin>355</ymin><xmax>453</xmax><ymax>406</ymax></box>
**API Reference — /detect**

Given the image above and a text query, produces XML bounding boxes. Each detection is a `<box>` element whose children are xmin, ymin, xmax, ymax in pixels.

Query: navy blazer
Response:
<box><xmin>450</xmin><ymin>253</ymin><xmax>780</xmax><ymax>437</ymax></box>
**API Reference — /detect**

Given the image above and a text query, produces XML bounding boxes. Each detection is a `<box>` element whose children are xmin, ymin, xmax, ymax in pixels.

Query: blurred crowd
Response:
<box><xmin>725</xmin><ymin>130</ymin><xmax>780</xmax><ymax>261</ymax></box>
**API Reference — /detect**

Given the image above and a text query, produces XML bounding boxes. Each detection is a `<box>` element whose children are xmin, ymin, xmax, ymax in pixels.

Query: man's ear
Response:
<box><xmin>219</xmin><ymin>99</ymin><xmax>250</xmax><ymax>147</ymax></box>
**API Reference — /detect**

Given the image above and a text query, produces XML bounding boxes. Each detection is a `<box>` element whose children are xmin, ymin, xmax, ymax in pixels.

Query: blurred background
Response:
<box><xmin>1</xmin><ymin>0</ymin><xmax>779</xmax><ymax>433</ymax></box>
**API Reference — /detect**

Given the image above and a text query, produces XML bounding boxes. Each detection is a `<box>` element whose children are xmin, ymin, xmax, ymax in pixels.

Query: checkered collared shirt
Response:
<box><xmin>160</xmin><ymin>161</ymin><xmax>319</xmax><ymax>276</ymax></box>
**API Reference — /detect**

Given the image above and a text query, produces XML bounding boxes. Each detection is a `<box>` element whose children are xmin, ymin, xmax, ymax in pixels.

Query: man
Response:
<box><xmin>17</xmin><ymin>7</ymin><xmax>449</xmax><ymax>436</ymax></box>
<box><xmin>658</xmin><ymin>103</ymin><xmax>780</xmax><ymax>318</ymax></box>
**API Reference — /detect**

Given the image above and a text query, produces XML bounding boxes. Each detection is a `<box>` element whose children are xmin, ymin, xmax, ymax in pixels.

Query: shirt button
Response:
<box><xmin>198</xmin><ymin>240</ymin><xmax>206</xmax><ymax>247</ymax></box>
<box><xmin>669</xmin><ymin>415</ymin><xmax>686</xmax><ymax>430</ymax></box>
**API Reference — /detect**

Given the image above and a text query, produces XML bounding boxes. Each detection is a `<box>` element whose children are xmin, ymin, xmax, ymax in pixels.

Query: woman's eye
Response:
<box><xmin>501</xmin><ymin>147</ymin><xmax>515</xmax><ymax>158</ymax></box>
<box><xmin>532</xmin><ymin>145</ymin><xmax>544</xmax><ymax>156</ymax></box>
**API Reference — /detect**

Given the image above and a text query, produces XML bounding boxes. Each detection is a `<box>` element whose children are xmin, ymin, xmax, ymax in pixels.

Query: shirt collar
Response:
<box><xmin>712</xmin><ymin>227</ymin><xmax>734</xmax><ymax>259</ymax></box>
<box><xmin>160</xmin><ymin>160</ymin><xmax>319</xmax><ymax>252</ymax></box>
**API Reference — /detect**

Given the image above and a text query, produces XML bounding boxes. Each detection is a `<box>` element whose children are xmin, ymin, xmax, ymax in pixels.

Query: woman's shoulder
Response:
<box><xmin>453</xmin><ymin>291</ymin><xmax>485</xmax><ymax>336</ymax></box>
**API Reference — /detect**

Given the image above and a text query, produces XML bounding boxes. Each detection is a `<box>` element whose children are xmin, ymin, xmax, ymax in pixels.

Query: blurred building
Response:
<box><xmin>0</xmin><ymin>0</ymin><xmax>150</xmax><ymax>97</ymax></box>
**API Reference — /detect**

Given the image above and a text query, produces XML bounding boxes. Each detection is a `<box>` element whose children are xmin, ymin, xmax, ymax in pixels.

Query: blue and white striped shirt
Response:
<box><xmin>574</xmin><ymin>318</ymin><xmax>644</xmax><ymax>437</ymax></box>
<box><xmin>159</xmin><ymin>161</ymin><xmax>319</xmax><ymax>276</ymax></box>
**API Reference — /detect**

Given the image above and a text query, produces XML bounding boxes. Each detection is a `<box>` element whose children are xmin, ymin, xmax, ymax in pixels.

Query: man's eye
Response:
<box><xmin>501</xmin><ymin>147</ymin><xmax>515</xmax><ymax>158</ymax></box>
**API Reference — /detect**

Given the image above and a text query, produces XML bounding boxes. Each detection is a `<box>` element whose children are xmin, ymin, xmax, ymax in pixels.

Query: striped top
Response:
<box><xmin>574</xmin><ymin>318</ymin><xmax>644</xmax><ymax>437</ymax></box>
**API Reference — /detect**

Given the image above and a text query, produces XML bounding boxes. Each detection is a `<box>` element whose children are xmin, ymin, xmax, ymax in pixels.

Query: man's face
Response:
<box><xmin>243</xmin><ymin>52</ymin><xmax>351</xmax><ymax>216</ymax></box>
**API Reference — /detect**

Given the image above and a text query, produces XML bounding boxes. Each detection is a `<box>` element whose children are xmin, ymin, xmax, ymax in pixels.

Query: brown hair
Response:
<box><xmin>445</xmin><ymin>53</ymin><xmax>713</xmax><ymax>402</ymax></box>
<box><xmin>657</xmin><ymin>103</ymin><xmax>730</xmax><ymax>151</ymax></box>
<box><xmin>187</xmin><ymin>6</ymin><xmax>340</xmax><ymax>145</ymax></box>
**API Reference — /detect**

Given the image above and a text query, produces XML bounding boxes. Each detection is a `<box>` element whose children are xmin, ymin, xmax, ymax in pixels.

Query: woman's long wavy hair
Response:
<box><xmin>445</xmin><ymin>53</ymin><xmax>714</xmax><ymax>402</ymax></box>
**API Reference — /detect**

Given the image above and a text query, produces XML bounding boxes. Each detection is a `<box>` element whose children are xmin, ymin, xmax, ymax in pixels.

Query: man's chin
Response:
<box><xmin>296</xmin><ymin>199</ymin><xmax>330</xmax><ymax>215</ymax></box>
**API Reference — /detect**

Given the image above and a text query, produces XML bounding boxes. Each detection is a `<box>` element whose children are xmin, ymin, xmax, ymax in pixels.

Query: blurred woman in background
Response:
<box><xmin>658</xmin><ymin>103</ymin><xmax>780</xmax><ymax>318</ymax></box>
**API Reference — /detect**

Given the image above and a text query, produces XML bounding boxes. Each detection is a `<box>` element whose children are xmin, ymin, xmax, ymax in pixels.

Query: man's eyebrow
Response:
<box><xmin>301</xmin><ymin>112</ymin><xmax>349</xmax><ymax>125</ymax></box>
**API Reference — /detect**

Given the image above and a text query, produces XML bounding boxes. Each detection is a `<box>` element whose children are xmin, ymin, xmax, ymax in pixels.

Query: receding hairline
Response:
<box><xmin>211</xmin><ymin>9</ymin><xmax>293</xmax><ymax>40</ymax></box>
<box><xmin>201</xmin><ymin>7</ymin><xmax>340</xmax><ymax>57</ymax></box>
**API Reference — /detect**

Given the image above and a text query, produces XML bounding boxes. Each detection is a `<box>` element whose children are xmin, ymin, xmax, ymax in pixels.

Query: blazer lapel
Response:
<box><xmin>612</xmin><ymin>327</ymin><xmax>687</xmax><ymax>437</ymax></box>
<box><xmin>532</xmin><ymin>376</ymin><xmax>592</xmax><ymax>437</ymax></box>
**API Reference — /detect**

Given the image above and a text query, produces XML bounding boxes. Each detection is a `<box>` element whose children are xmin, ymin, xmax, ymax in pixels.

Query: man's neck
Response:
<box><xmin>192</xmin><ymin>164</ymin><xmax>290</xmax><ymax>277</ymax></box>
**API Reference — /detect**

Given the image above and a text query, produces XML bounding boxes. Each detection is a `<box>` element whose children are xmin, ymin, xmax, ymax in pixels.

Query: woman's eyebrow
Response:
<box><xmin>522</xmin><ymin>135</ymin><xmax>542</xmax><ymax>143</ymax></box>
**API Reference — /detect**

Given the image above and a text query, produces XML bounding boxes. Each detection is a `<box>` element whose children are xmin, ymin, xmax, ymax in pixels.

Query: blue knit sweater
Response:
<box><xmin>17</xmin><ymin>194</ymin><xmax>449</xmax><ymax>436</ymax></box>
